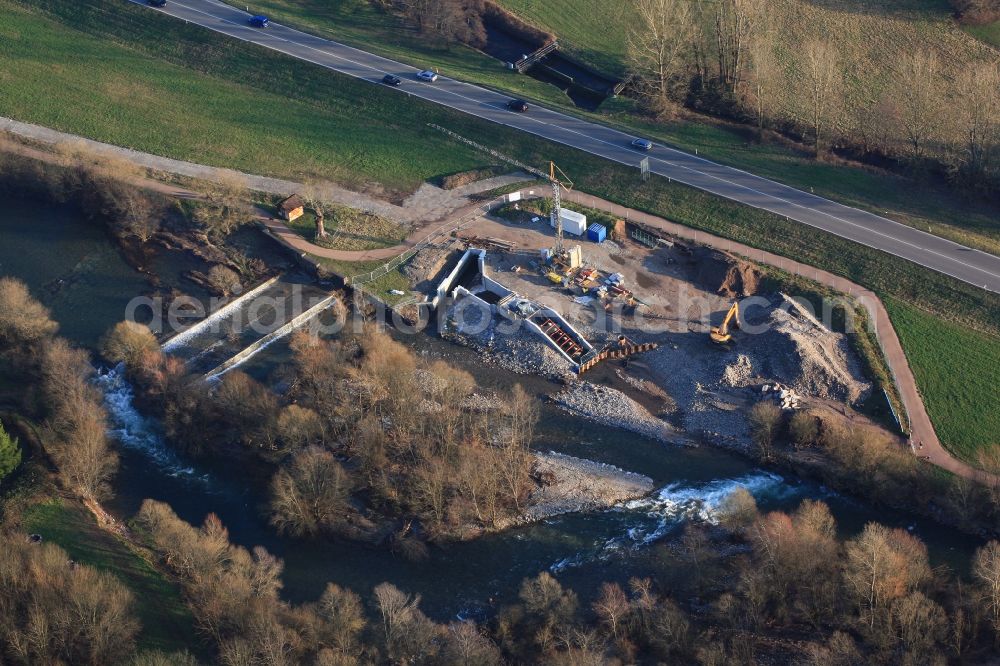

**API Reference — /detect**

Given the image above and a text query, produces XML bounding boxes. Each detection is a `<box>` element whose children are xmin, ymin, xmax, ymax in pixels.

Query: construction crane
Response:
<box><xmin>710</xmin><ymin>301</ymin><xmax>740</xmax><ymax>344</ymax></box>
<box><xmin>428</xmin><ymin>124</ymin><xmax>573</xmax><ymax>255</ymax></box>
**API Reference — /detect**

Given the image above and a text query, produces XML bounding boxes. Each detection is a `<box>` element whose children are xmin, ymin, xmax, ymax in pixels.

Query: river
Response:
<box><xmin>0</xmin><ymin>196</ymin><xmax>983</xmax><ymax>620</ymax></box>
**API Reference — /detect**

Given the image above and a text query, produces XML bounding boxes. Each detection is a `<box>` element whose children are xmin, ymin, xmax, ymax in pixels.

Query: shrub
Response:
<box><xmin>101</xmin><ymin>321</ymin><xmax>159</xmax><ymax>369</ymax></box>
<box><xmin>0</xmin><ymin>277</ymin><xmax>58</xmax><ymax>348</ymax></box>
<box><xmin>0</xmin><ymin>421</ymin><xmax>21</xmax><ymax>482</ymax></box>
<box><xmin>269</xmin><ymin>447</ymin><xmax>353</xmax><ymax>537</ymax></box>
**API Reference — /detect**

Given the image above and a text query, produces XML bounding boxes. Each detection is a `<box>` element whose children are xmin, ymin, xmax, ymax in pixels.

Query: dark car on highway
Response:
<box><xmin>147</xmin><ymin>0</ymin><xmax>166</xmax><ymax>6</ymax></box>
<box><xmin>249</xmin><ymin>15</ymin><xmax>269</xmax><ymax>27</ymax></box>
<box><xmin>631</xmin><ymin>138</ymin><xmax>653</xmax><ymax>151</ymax></box>
<box><xmin>507</xmin><ymin>99</ymin><xmax>529</xmax><ymax>113</ymax></box>
<box><xmin>382</xmin><ymin>74</ymin><xmax>402</xmax><ymax>87</ymax></box>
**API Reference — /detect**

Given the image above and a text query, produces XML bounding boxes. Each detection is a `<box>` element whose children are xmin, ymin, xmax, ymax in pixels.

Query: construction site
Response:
<box><xmin>395</xmin><ymin>176</ymin><xmax>876</xmax><ymax>453</ymax></box>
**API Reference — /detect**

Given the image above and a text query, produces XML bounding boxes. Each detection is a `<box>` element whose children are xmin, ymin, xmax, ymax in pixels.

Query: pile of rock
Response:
<box><xmin>554</xmin><ymin>381</ymin><xmax>682</xmax><ymax>444</ymax></box>
<box><xmin>761</xmin><ymin>383</ymin><xmax>803</xmax><ymax>411</ymax></box>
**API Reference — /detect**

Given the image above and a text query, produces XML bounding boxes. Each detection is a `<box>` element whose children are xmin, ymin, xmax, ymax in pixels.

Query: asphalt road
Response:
<box><xmin>137</xmin><ymin>0</ymin><xmax>1000</xmax><ymax>293</ymax></box>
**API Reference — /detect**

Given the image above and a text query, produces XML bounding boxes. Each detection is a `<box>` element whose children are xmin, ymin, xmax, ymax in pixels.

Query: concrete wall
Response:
<box><xmin>433</xmin><ymin>248</ymin><xmax>486</xmax><ymax>309</ymax></box>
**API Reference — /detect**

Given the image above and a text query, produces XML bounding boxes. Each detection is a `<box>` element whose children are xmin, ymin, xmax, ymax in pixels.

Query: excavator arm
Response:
<box><xmin>710</xmin><ymin>302</ymin><xmax>740</xmax><ymax>344</ymax></box>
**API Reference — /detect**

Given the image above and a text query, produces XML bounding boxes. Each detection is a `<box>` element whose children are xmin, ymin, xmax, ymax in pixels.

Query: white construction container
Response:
<box><xmin>551</xmin><ymin>208</ymin><xmax>587</xmax><ymax>236</ymax></box>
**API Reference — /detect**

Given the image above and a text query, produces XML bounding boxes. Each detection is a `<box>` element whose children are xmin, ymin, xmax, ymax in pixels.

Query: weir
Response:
<box><xmin>160</xmin><ymin>273</ymin><xmax>338</xmax><ymax>376</ymax></box>
<box><xmin>161</xmin><ymin>275</ymin><xmax>281</xmax><ymax>352</ymax></box>
<box><xmin>203</xmin><ymin>293</ymin><xmax>340</xmax><ymax>380</ymax></box>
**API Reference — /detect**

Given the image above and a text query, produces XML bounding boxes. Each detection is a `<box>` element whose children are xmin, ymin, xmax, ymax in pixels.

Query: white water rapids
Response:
<box><xmin>95</xmin><ymin>364</ymin><xmax>211</xmax><ymax>486</ymax></box>
<box><xmin>550</xmin><ymin>471</ymin><xmax>802</xmax><ymax>572</ymax></box>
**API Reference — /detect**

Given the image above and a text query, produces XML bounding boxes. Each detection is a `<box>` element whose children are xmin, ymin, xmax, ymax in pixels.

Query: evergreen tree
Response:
<box><xmin>0</xmin><ymin>421</ymin><xmax>21</xmax><ymax>481</ymax></box>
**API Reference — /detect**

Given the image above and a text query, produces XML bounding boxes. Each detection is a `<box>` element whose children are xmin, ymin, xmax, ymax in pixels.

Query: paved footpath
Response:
<box><xmin>4</xmin><ymin>123</ymin><xmax>990</xmax><ymax>484</ymax></box>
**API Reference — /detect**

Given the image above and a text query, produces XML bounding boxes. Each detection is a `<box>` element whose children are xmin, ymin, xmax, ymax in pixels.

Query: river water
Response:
<box><xmin>1</xmin><ymin>196</ymin><xmax>983</xmax><ymax>620</ymax></box>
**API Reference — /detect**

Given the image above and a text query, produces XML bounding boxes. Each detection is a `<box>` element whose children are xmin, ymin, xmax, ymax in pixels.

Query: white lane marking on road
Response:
<box><xmin>134</xmin><ymin>0</ymin><xmax>1000</xmax><ymax>287</ymax></box>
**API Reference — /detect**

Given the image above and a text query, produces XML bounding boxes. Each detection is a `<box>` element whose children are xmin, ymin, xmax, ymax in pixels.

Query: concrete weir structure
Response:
<box><xmin>437</xmin><ymin>248</ymin><xmax>595</xmax><ymax>370</ymax></box>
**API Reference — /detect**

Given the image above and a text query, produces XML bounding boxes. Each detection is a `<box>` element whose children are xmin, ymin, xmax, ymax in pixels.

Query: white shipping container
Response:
<box><xmin>551</xmin><ymin>208</ymin><xmax>587</xmax><ymax>236</ymax></box>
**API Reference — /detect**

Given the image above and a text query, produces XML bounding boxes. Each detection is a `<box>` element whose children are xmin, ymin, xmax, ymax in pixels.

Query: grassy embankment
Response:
<box><xmin>22</xmin><ymin>497</ymin><xmax>198</xmax><ymax>655</ymax></box>
<box><xmin>883</xmin><ymin>298</ymin><xmax>1000</xmax><ymax>465</ymax></box>
<box><xmin>284</xmin><ymin>208</ymin><xmax>408</xmax><ymax>252</ymax></box>
<box><xmin>220</xmin><ymin>0</ymin><xmax>1000</xmax><ymax>254</ymax></box>
<box><xmin>6</xmin><ymin>0</ymin><xmax>1000</xmax><ymax>463</ymax></box>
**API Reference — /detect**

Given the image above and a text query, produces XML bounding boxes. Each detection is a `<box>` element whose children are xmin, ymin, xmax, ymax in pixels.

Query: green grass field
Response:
<box><xmin>23</xmin><ymin>498</ymin><xmax>198</xmax><ymax>655</ymax></box>
<box><xmin>496</xmin><ymin>0</ymin><xmax>629</xmax><ymax>76</ymax></box>
<box><xmin>963</xmin><ymin>19</ymin><xmax>1000</xmax><ymax>48</ymax></box>
<box><xmin>883</xmin><ymin>298</ymin><xmax>1000</xmax><ymax>464</ymax></box>
<box><xmin>0</xmin><ymin>0</ymin><xmax>484</xmax><ymax>194</ymax></box>
<box><xmin>8</xmin><ymin>0</ymin><xmax>1000</xmax><ymax>463</ymax></box>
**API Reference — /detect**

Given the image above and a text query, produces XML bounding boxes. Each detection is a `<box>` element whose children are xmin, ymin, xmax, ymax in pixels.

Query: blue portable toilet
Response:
<box><xmin>587</xmin><ymin>223</ymin><xmax>606</xmax><ymax>243</ymax></box>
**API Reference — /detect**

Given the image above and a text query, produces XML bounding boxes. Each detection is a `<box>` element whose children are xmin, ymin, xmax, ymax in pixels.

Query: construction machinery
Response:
<box><xmin>427</xmin><ymin>124</ymin><xmax>574</xmax><ymax>256</ymax></box>
<box><xmin>711</xmin><ymin>301</ymin><xmax>740</xmax><ymax>344</ymax></box>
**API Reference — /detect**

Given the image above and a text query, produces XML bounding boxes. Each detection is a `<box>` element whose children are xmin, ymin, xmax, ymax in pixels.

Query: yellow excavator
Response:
<box><xmin>710</xmin><ymin>301</ymin><xmax>740</xmax><ymax>344</ymax></box>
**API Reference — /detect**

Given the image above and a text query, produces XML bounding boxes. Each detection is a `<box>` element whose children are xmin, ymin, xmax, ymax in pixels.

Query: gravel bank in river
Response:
<box><xmin>520</xmin><ymin>452</ymin><xmax>656</xmax><ymax>523</ymax></box>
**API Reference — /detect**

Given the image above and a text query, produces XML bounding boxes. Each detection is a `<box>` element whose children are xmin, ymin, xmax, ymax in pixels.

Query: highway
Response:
<box><xmin>138</xmin><ymin>0</ymin><xmax>1000</xmax><ymax>293</ymax></box>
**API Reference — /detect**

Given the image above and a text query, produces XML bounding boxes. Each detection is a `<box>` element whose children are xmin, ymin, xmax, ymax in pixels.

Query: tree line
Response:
<box><xmin>10</xmin><ymin>481</ymin><xmax>1000</xmax><ymax>663</ymax></box>
<box><xmin>626</xmin><ymin>0</ymin><xmax>1000</xmax><ymax>192</ymax></box>
<box><xmin>0</xmin><ymin>277</ymin><xmax>119</xmax><ymax>501</ymax></box>
<box><xmin>747</xmin><ymin>399</ymin><xmax>1000</xmax><ymax>536</ymax></box>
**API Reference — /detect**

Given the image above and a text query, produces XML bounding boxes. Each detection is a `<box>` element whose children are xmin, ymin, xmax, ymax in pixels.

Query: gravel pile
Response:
<box><xmin>554</xmin><ymin>381</ymin><xmax>683</xmax><ymax>444</ymax></box>
<box><xmin>740</xmin><ymin>306</ymin><xmax>872</xmax><ymax>404</ymax></box>
<box><xmin>721</xmin><ymin>354</ymin><xmax>754</xmax><ymax>387</ymax></box>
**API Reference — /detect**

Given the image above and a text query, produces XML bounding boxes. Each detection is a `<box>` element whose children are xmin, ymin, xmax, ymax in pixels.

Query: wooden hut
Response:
<box><xmin>278</xmin><ymin>194</ymin><xmax>305</xmax><ymax>222</ymax></box>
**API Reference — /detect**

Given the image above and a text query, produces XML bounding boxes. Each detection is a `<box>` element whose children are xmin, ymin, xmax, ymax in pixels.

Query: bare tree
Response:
<box><xmin>275</xmin><ymin>405</ymin><xmax>324</xmax><ymax>450</ymax></box>
<box><xmin>894</xmin><ymin>51</ymin><xmax>945</xmax><ymax>161</ymax></box>
<box><xmin>205</xmin><ymin>265</ymin><xmax>242</xmax><ymax>297</ymax></box>
<box><xmin>101</xmin><ymin>321</ymin><xmax>159</xmax><ymax>369</ymax></box>
<box><xmin>626</xmin><ymin>0</ymin><xmax>698</xmax><ymax>116</ymax></box>
<box><xmin>892</xmin><ymin>591</ymin><xmax>948</xmax><ymax>660</ymax></box>
<box><xmin>973</xmin><ymin>540</ymin><xmax>1000</xmax><ymax>643</ymax></box>
<box><xmin>592</xmin><ymin>582</ymin><xmax>630</xmax><ymax>640</ymax></box>
<box><xmin>39</xmin><ymin>339</ymin><xmax>119</xmax><ymax>499</ymax></box>
<box><xmin>400</xmin><ymin>0</ymin><xmax>486</xmax><ymax>48</ymax></box>
<box><xmin>0</xmin><ymin>539</ymin><xmax>140</xmax><ymax>665</ymax></box>
<box><xmin>270</xmin><ymin>447</ymin><xmax>353</xmax><ymax>537</ymax></box>
<box><xmin>316</xmin><ymin>583</ymin><xmax>367</xmax><ymax>657</ymax></box>
<box><xmin>0</xmin><ymin>277</ymin><xmax>58</xmax><ymax>348</ymax></box>
<box><xmin>439</xmin><ymin>621</ymin><xmax>502</xmax><ymax>666</ymax></box>
<box><xmin>953</xmin><ymin>61</ymin><xmax>1000</xmax><ymax>183</ymax></box>
<box><xmin>193</xmin><ymin>173</ymin><xmax>252</xmax><ymax>236</ymax></box>
<box><xmin>715</xmin><ymin>0</ymin><xmax>766</xmax><ymax>94</ymax></box>
<box><xmin>800</xmin><ymin>39</ymin><xmax>841</xmax><ymax>153</ymax></box>
<box><xmin>844</xmin><ymin>522</ymin><xmax>931</xmax><ymax>629</ymax></box>
<box><xmin>372</xmin><ymin>583</ymin><xmax>439</xmax><ymax>662</ymax></box>
<box><xmin>718</xmin><ymin>486</ymin><xmax>758</xmax><ymax>531</ymax></box>
<box><xmin>742</xmin><ymin>35</ymin><xmax>781</xmax><ymax>135</ymax></box>
<box><xmin>748</xmin><ymin>401</ymin><xmax>782</xmax><ymax>460</ymax></box>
